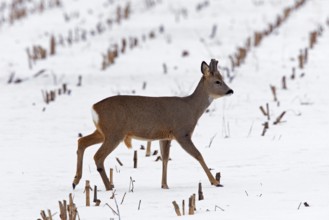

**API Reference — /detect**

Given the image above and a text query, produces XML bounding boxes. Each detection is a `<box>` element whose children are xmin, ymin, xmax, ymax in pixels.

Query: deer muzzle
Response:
<box><xmin>226</xmin><ymin>89</ymin><xmax>234</xmax><ymax>95</ymax></box>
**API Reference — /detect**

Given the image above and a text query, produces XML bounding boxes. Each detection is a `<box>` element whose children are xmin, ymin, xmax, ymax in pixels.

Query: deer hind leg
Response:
<box><xmin>176</xmin><ymin>135</ymin><xmax>220</xmax><ymax>186</ymax></box>
<box><xmin>94</xmin><ymin>135</ymin><xmax>122</xmax><ymax>191</ymax></box>
<box><xmin>73</xmin><ymin>130</ymin><xmax>104</xmax><ymax>189</ymax></box>
<box><xmin>160</xmin><ymin>140</ymin><xmax>171</xmax><ymax>189</ymax></box>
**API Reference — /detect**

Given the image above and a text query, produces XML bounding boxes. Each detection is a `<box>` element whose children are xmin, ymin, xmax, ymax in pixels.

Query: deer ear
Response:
<box><xmin>201</xmin><ymin>61</ymin><xmax>210</xmax><ymax>77</ymax></box>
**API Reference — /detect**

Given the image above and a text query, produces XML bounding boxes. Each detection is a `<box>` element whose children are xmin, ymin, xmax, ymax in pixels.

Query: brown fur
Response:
<box><xmin>73</xmin><ymin>59</ymin><xmax>233</xmax><ymax>190</ymax></box>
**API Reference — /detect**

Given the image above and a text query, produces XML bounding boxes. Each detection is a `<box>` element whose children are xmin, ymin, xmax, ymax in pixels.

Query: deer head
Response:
<box><xmin>201</xmin><ymin>59</ymin><xmax>234</xmax><ymax>99</ymax></box>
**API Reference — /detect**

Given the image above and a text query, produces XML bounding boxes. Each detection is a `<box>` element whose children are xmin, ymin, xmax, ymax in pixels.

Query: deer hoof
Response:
<box><xmin>72</xmin><ymin>177</ymin><xmax>80</xmax><ymax>189</ymax></box>
<box><xmin>211</xmin><ymin>180</ymin><xmax>223</xmax><ymax>187</ymax></box>
<box><xmin>105</xmin><ymin>184</ymin><xmax>114</xmax><ymax>191</ymax></box>
<box><xmin>161</xmin><ymin>184</ymin><xmax>169</xmax><ymax>189</ymax></box>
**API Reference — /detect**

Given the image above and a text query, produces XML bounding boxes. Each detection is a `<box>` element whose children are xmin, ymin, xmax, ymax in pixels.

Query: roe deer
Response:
<box><xmin>73</xmin><ymin>59</ymin><xmax>233</xmax><ymax>190</ymax></box>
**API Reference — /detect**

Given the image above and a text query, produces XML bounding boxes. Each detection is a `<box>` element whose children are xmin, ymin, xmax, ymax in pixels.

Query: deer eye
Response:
<box><xmin>215</xmin><ymin>81</ymin><xmax>222</xmax><ymax>85</ymax></box>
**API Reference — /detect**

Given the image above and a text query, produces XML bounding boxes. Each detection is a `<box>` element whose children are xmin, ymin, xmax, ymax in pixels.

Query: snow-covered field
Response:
<box><xmin>1</xmin><ymin>0</ymin><xmax>329</xmax><ymax>219</ymax></box>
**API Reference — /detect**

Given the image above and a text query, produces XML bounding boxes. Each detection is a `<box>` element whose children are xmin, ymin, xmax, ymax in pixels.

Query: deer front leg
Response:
<box><xmin>73</xmin><ymin>130</ymin><xmax>103</xmax><ymax>189</ymax></box>
<box><xmin>176</xmin><ymin>135</ymin><xmax>220</xmax><ymax>186</ymax></box>
<box><xmin>94</xmin><ymin>136</ymin><xmax>121</xmax><ymax>191</ymax></box>
<box><xmin>160</xmin><ymin>140</ymin><xmax>171</xmax><ymax>189</ymax></box>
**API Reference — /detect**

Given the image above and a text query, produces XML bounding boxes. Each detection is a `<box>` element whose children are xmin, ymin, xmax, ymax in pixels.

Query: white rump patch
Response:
<box><xmin>91</xmin><ymin>107</ymin><xmax>99</xmax><ymax>125</ymax></box>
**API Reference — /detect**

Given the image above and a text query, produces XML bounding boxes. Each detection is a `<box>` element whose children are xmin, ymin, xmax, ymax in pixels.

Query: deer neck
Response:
<box><xmin>186</xmin><ymin>77</ymin><xmax>213</xmax><ymax>118</ymax></box>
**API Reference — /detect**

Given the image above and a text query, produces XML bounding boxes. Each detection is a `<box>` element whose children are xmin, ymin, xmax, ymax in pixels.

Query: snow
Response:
<box><xmin>1</xmin><ymin>0</ymin><xmax>329</xmax><ymax>219</ymax></box>
<box><xmin>91</xmin><ymin>106</ymin><xmax>99</xmax><ymax>125</ymax></box>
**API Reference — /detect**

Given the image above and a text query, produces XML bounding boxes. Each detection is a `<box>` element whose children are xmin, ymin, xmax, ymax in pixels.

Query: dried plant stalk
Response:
<box><xmin>109</xmin><ymin>168</ymin><xmax>114</xmax><ymax>190</ymax></box>
<box><xmin>261</xmin><ymin>122</ymin><xmax>269</xmax><ymax>136</ymax></box>
<box><xmin>85</xmin><ymin>180</ymin><xmax>91</xmax><ymax>206</ymax></box>
<box><xmin>120</xmin><ymin>192</ymin><xmax>127</xmax><ymax>205</ymax></box>
<box><xmin>40</xmin><ymin>210</ymin><xmax>47</xmax><ymax>220</ymax></box>
<box><xmin>270</xmin><ymin>85</ymin><xmax>277</xmax><ymax>102</ymax></box>
<box><xmin>291</xmin><ymin>67</ymin><xmax>296</xmax><ymax>80</ymax></box>
<box><xmin>116</xmin><ymin>157</ymin><xmax>123</xmax><ymax>166</ymax></box>
<box><xmin>298</xmin><ymin>50</ymin><xmax>304</xmax><ymax>69</ymax></box>
<box><xmin>198</xmin><ymin>182</ymin><xmax>204</xmax><ymax>200</ymax></box>
<box><xmin>259</xmin><ymin>106</ymin><xmax>267</xmax><ymax>116</ymax></box>
<box><xmin>133</xmin><ymin>150</ymin><xmax>138</xmax><ymax>168</ymax></box>
<box><xmin>188</xmin><ymin>196</ymin><xmax>194</xmax><ymax>215</ymax></box>
<box><xmin>48</xmin><ymin>210</ymin><xmax>53</xmax><ymax>220</ymax></box>
<box><xmin>282</xmin><ymin>76</ymin><xmax>287</xmax><ymax>90</ymax></box>
<box><xmin>50</xmin><ymin>35</ymin><xmax>56</xmax><ymax>55</ymax></box>
<box><xmin>138</xmin><ymin>200</ymin><xmax>142</xmax><ymax>210</ymax></box>
<box><xmin>93</xmin><ymin>185</ymin><xmax>101</xmax><ymax>206</ymax></box>
<box><xmin>215</xmin><ymin>172</ymin><xmax>221</xmax><ymax>185</ymax></box>
<box><xmin>172</xmin><ymin>201</ymin><xmax>181</xmax><ymax>216</ymax></box>
<box><xmin>192</xmin><ymin>194</ymin><xmax>196</xmax><ymax>210</ymax></box>
<box><xmin>146</xmin><ymin>141</ymin><xmax>151</xmax><ymax>157</ymax></box>
<box><xmin>58</xmin><ymin>200</ymin><xmax>67</xmax><ymax>220</ymax></box>
<box><xmin>266</xmin><ymin>103</ymin><xmax>270</xmax><ymax>120</ymax></box>
<box><xmin>273</xmin><ymin>111</ymin><xmax>286</xmax><ymax>125</ymax></box>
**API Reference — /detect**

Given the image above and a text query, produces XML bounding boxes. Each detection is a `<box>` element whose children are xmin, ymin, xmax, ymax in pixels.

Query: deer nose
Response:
<box><xmin>226</xmin><ymin>89</ymin><xmax>234</xmax><ymax>95</ymax></box>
